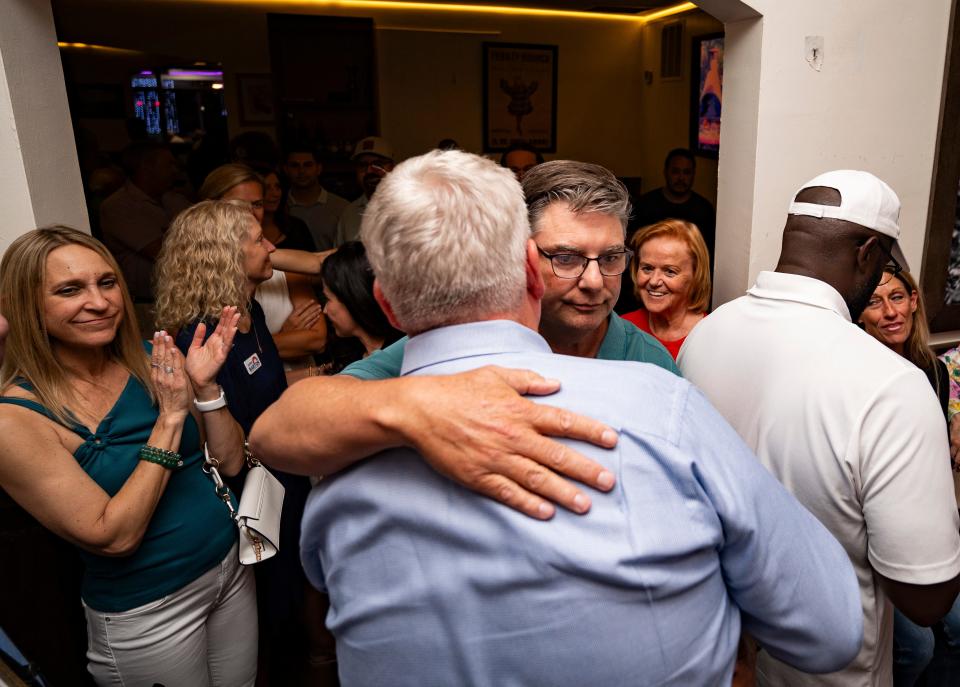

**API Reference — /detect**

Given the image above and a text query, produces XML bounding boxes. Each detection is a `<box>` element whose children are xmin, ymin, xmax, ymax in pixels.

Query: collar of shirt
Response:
<box><xmin>747</xmin><ymin>270</ymin><xmax>851</xmax><ymax>322</ymax></box>
<box><xmin>288</xmin><ymin>186</ymin><xmax>329</xmax><ymax>208</ymax></box>
<box><xmin>401</xmin><ymin>320</ymin><xmax>550</xmax><ymax>376</ymax></box>
<box><xmin>596</xmin><ymin>313</ymin><xmax>626</xmax><ymax>360</ymax></box>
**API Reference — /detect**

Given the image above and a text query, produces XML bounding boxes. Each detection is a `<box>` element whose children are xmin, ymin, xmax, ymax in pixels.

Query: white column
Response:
<box><xmin>0</xmin><ymin>0</ymin><xmax>88</xmax><ymax>256</ymax></box>
<box><xmin>695</xmin><ymin>0</ymin><xmax>952</xmax><ymax>306</ymax></box>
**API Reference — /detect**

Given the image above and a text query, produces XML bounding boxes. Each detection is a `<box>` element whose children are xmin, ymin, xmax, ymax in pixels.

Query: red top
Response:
<box><xmin>621</xmin><ymin>309</ymin><xmax>687</xmax><ymax>361</ymax></box>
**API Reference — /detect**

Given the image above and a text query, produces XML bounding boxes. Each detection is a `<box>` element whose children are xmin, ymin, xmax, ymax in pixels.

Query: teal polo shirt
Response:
<box><xmin>342</xmin><ymin>314</ymin><xmax>680</xmax><ymax>380</ymax></box>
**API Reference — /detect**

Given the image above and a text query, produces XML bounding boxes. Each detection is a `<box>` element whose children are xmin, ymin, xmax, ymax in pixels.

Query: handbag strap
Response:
<box><xmin>203</xmin><ymin>443</ymin><xmax>238</xmax><ymax>522</ymax></box>
<box><xmin>243</xmin><ymin>441</ymin><xmax>262</xmax><ymax>469</ymax></box>
<box><xmin>203</xmin><ymin>442</ymin><xmax>269</xmax><ymax>521</ymax></box>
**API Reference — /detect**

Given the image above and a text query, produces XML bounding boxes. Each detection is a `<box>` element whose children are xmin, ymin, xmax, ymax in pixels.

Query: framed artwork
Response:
<box><xmin>690</xmin><ymin>33</ymin><xmax>724</xmax><ymax>159</ymax></box>
<box><xmin>236</xmin><ymin>73</ymin><xmax>275</xmax><ymax>125</ymax></box>
<box><xmin>922</xmin><ymin>10</ymin><xmax>960</xmax><ymax>335</ymax></box>
<box><xmin>483</xmin><ymin>42</ymin><xmax>557</xmax><ymax>153</ymax></box>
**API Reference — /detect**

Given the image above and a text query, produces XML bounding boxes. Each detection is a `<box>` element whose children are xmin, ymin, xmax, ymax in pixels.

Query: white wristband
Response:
<box><xmin>193</xmin><ymin>388</ymin><xmax>227</xmax><ymax>412</ymax></box>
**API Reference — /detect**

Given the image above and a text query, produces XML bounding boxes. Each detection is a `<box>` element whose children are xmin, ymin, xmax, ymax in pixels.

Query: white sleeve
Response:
<box><xmin>860</xmin><ymin>368</ymin><xmax>960</xmax><ymax>584</ymax></box>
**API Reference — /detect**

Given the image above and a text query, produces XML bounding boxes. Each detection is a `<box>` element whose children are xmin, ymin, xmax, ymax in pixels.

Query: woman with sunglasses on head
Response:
<box><xmin>859</xmin><ymin>266</ymin><xmax>957</xmax><ymax>687</ymax></box>
<box><xmin>860</xmin><ymin>268</ymin><xmax>948</xmax><ymax>418</ymax></box>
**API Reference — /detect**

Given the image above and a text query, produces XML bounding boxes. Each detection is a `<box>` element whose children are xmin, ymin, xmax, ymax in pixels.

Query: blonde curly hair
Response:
<box><xmin>154</xmin><ymin>200</ymin><xmax>253</xmax><ymax>330</ymax></box>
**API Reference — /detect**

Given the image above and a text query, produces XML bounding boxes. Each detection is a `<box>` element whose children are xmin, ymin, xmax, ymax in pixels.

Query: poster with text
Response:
<box><xmin>483</xmin><ymin>43</ymin><xmax>557</xmax><ymax>152</ymax></box>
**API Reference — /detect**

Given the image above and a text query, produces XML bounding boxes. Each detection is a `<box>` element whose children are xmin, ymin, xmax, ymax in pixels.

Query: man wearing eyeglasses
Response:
<box><xmin>251</xmin><ymin>160</ymin><xmax>675</xmax><ymax>521</ymax></box>
<box><xmin>340</xmin><ymin>160</ymin><xmax>677</xmax><ymax>375</ymax></box>
<box><xmin>264</xmin><ymin>150</ymin><xmax>862</xmax><ymax>684</ymax></box>
<box><xmin>526</xmin><ymin>160</ymin><xmax>645</xmax><ymax>360</ymax></box>
<box><xmin>679</xmin><ymin>170</ymin><xmax>960</xmax><ymax>686</ymax></box>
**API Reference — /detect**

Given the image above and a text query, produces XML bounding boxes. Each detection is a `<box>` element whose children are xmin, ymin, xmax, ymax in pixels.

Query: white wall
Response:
<box><xmin>704</xmin><ymin>0</ymin><xmax>953</xmax><ymax>304</ymax></box>
<box><xmin>0</xmin><ymin>47</ymin><xmax>37</xmax><ymax>254</ymax></box>
<box><xmin>0</xmin><ymin>0</ymin><xmax>88</xmax><ymax>254</ymax></box>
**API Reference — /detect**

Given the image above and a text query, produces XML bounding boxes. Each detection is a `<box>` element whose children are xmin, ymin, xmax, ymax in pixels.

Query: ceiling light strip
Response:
<box><xmin>199</xmin><ymin>0</ymin><xmax>698</xmax><ymax>23</ymax></box>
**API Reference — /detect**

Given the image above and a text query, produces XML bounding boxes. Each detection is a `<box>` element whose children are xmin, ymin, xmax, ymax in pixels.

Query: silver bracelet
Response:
<box><xmin>194</xmin><ymin>388</ymin><xmax>227</xmax><ymax>412</ymax></box>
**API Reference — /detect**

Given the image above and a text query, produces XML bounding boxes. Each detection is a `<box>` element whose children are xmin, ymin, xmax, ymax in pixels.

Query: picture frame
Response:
<box><xmin>689</xmin><ymin>33</ymin><xmax>724</xmax><ymax>159</ymax></box>
<box><xmin>483</xmin><ymin>42</ymin><xmax>558</xmax><ymax>153</ymax></box>
<box><xmin>236</xmin><ymin>73</ymin><xmax>275</xmax><ymax>125</ymax></box>
<box><xmin>922</xmin><ymin>9</ymin><xmax>960</xmax><ymax>335</ymax></box>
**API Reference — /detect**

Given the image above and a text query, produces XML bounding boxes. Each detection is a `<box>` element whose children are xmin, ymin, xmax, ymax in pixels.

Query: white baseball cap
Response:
<box><xmin>352</xmin><ymin>136</ymin><xmax>395</xmax><ymax>163</ymax></box>
<box><xmin>788</xmin><ymin>170</ymin><xmax>908</xmax><ymax>271</ymax></box>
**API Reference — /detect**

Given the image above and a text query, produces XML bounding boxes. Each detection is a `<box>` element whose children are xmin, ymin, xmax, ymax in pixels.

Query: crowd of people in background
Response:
<box><xmin>2</xmin><ymin>126</ymin><xmax>960</xmax><ymax>687</ymax></box>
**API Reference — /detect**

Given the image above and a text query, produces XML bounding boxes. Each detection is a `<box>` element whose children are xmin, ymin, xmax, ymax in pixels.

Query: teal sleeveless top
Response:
<box><xmin>0</xmin><ymin>376</ymin><xmax>236</xmax><ymax>612</ymax></box>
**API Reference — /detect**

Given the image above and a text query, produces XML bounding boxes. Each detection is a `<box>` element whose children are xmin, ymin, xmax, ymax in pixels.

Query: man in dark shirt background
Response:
<box><xmin>617</xmin><ymin>148</ymin><xmax>716</xmax><ymax>313</ymax></box>
<box><xmin>632</xmin><ymin>148</ymin><xmax>716</xmax><ymax>251</ymax></box>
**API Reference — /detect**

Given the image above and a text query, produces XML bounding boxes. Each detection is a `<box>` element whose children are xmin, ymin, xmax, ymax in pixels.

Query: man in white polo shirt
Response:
<box><xmin>679</xmin><ymin>170</ymin><xmax>960</xmax><ymax>686</ymax></box>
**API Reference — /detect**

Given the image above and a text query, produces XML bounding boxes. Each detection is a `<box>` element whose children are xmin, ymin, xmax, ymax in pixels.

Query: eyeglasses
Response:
<box><xmin>537</xmin><ymin>246</ymin><xmax>633</xmax><ymax>279</ymax></box>
<box><xmin>877</xmin><ymin>241</ymin><xmax>903</xmax><ymax>286</ymax></box>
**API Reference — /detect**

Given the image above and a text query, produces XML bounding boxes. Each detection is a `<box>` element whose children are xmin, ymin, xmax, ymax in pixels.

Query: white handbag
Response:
<box><xmin>204</xmin><ymin>442</ymin><xmax>285</xmax><ymax>565</ymax></box>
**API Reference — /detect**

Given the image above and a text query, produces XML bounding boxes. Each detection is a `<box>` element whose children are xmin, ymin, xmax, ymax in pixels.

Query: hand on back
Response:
<box><xmin>398</xmin><ymin>366</ymin><xmax>618</xmax><ymax>520</ymax></box>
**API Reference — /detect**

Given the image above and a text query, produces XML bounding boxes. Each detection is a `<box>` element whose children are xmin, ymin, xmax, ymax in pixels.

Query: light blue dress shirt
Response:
<box><xmin>340</xmin><ymin>313</ymin><xmax>679</xmax><ymax>380</ymax></box>
<box><xmin>301</xmin><ymin>320</ymin><xmax>862</xmax><ymax>687</ymax></box>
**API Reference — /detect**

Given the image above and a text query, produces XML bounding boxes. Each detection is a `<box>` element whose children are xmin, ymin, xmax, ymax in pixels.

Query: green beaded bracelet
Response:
<box><xmin>139</xmin><ymin>445</ymin><xmax>183</xmax><ymax>470</ymax></box>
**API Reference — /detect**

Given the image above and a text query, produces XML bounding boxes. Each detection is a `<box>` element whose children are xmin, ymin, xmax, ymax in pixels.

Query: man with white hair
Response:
<box><xmin>290</xmin><ymin>150</ymin><xmax>862</xmax><ymax>685</ymax></box>
<box><xmin>341</xmin><ymin>159</ymin><xmax>677</xmax><ymax>377</ymax></box>
<box><xmin>679</xmin><ymin>170</ymin><xmax>960</xmax><ymax>686</ymax></box>
<box><xmin>252</xmin><ymin>159</ymin><xmax>676</xmax><ymax>520</ymax></box>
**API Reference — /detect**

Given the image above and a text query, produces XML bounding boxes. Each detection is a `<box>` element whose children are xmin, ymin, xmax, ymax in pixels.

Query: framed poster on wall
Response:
<box><xmin>690</xmin><ymin>33</ymin><xmax>724</xmax><ymax>158</ymax></box>
<box><xmin>922</xmin><ymin>6</ymin><xmax>960</xmax><ymax>336</ymax></box>
<box><xmin>483</xmin><ymin>42</ymin><xmax>557</xmax><ymax>153</ymax></box>
<box><xmin>236</xmin><ymin>74</ymin><xmax>275</xmax><ymax>125</ymax></box>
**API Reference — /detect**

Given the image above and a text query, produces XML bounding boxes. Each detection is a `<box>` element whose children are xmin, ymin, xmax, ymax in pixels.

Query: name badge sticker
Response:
<box><xmin>244</xmin><ymin>353</ymin><xmax>262</xmax><ymax>375</ymax></box>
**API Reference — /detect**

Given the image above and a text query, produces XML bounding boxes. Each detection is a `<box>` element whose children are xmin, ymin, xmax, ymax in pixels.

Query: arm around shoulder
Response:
<box><xmin>249</xmin><ymin>373</ymin><xmax>400</xmax><ymax>476</ymax></box>
<box><xmin>249</xmin><ymin>365</ymin><xmax>621</xmax><ymax>520</ymax></box>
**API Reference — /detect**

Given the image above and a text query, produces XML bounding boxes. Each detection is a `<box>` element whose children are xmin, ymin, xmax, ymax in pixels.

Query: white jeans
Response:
<box><xmin>84</xmin><ymin>543</ymin><xmax>257</xmax><ymax>687</ymax></box>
